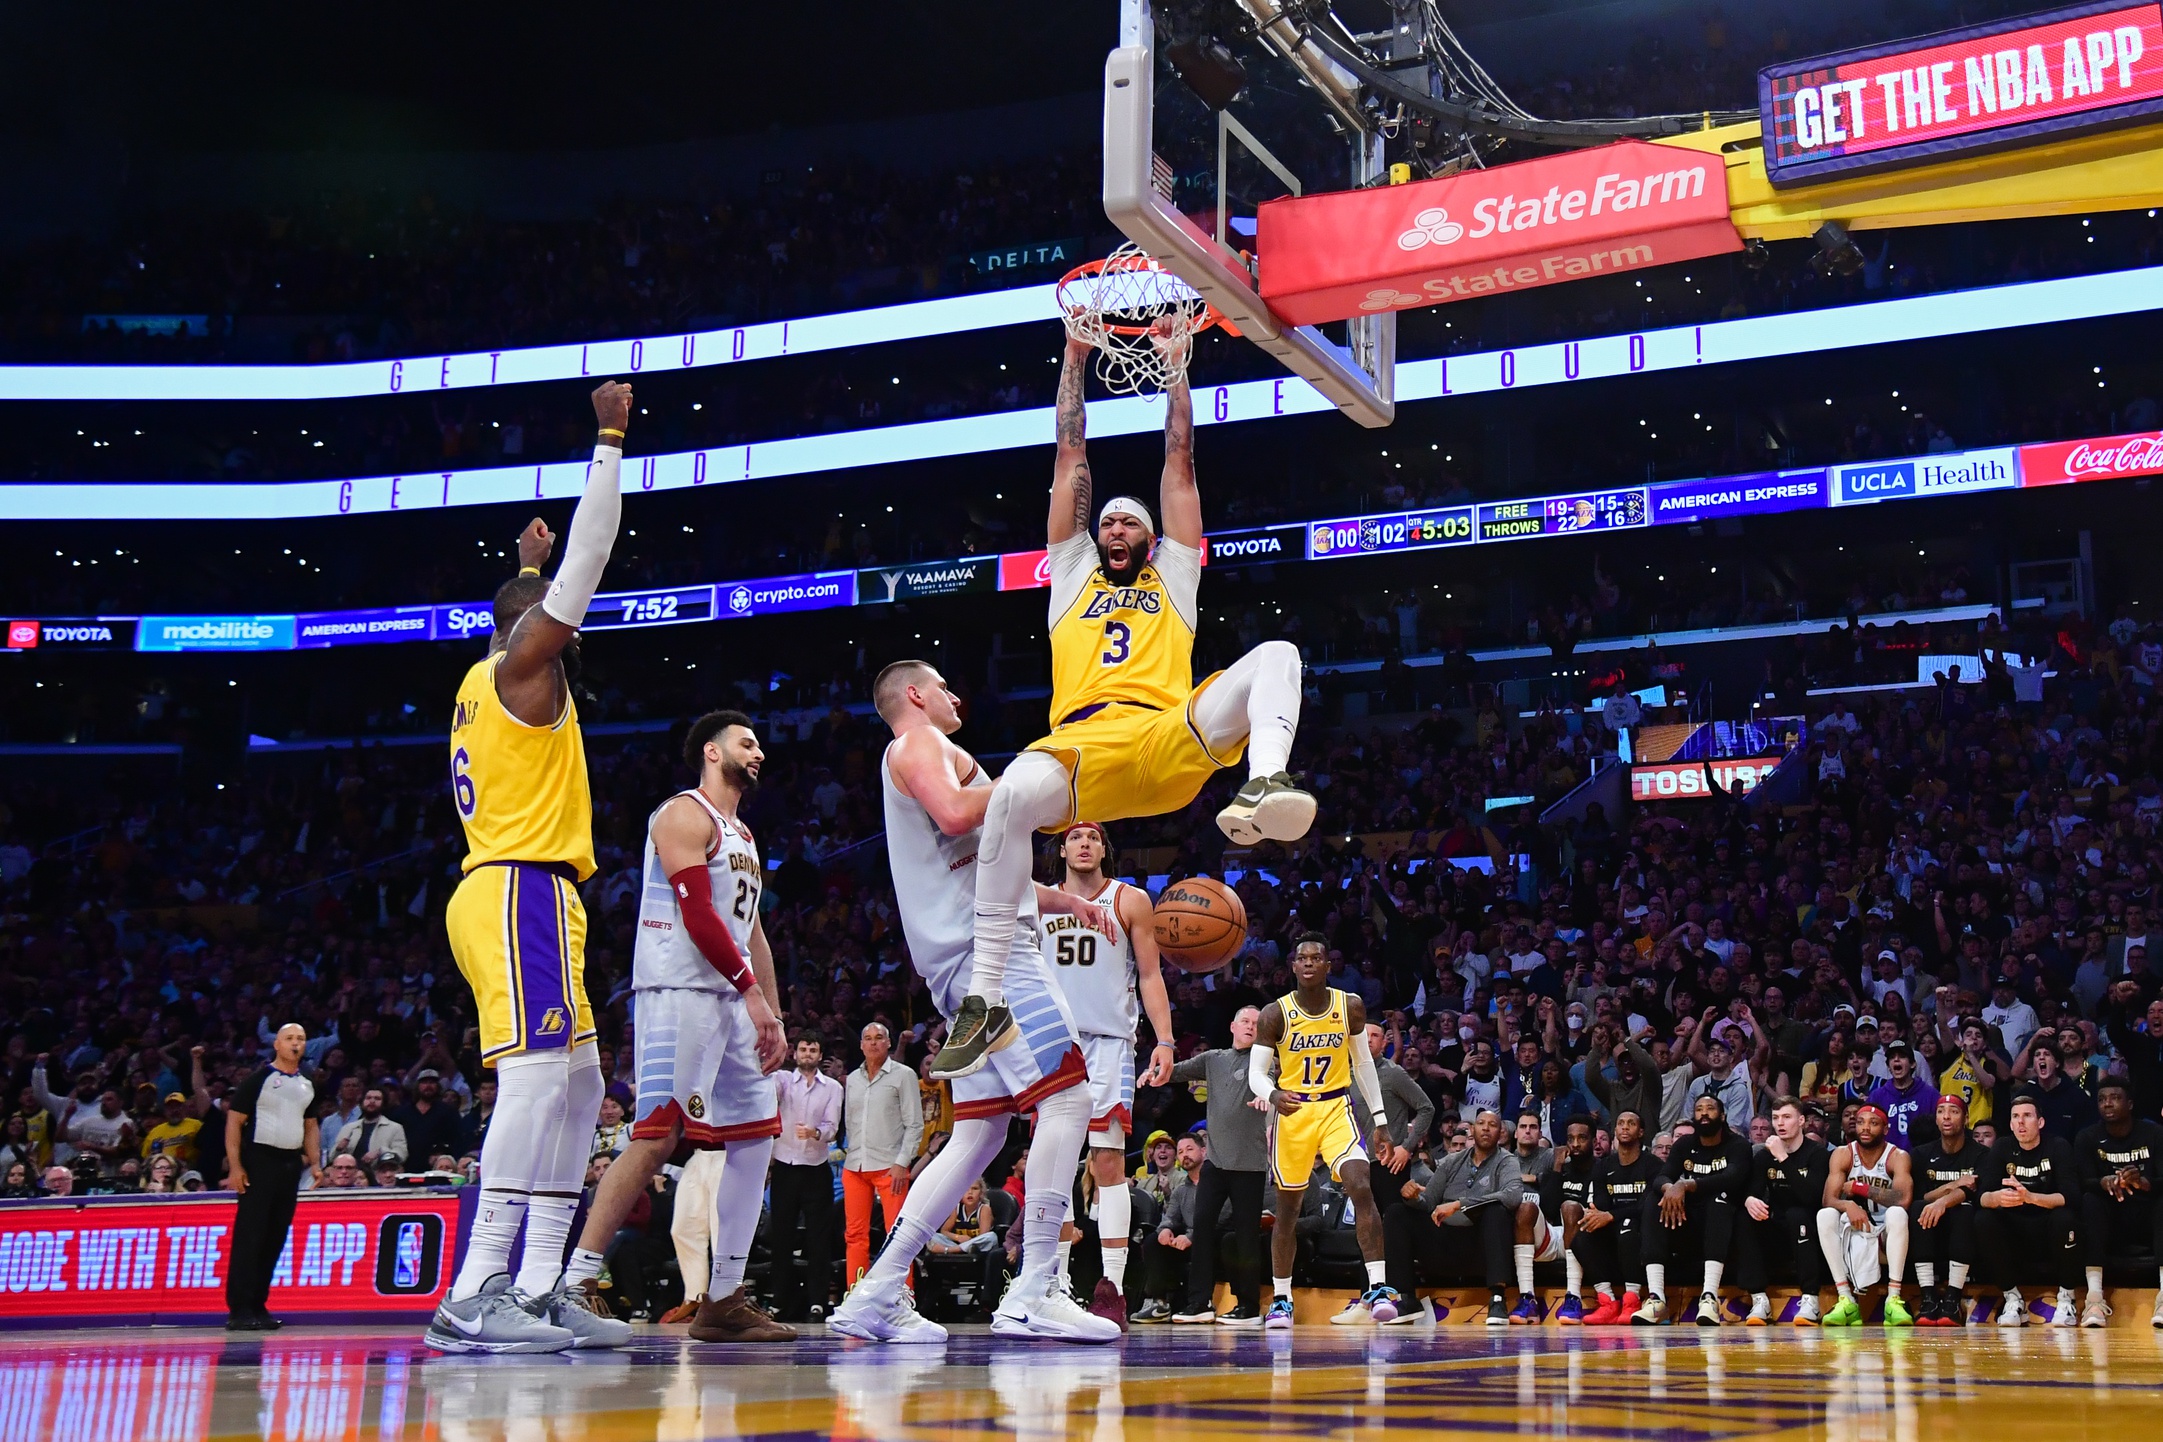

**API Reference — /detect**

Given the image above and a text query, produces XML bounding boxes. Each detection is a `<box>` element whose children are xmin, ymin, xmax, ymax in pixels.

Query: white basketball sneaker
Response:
<box><xmin>828</xmin><ymin>1279</ymin><xmax>948</xmax><ymax>1344</ymax></box>
<box><xmin>992</xmin><ymin>1278</ymin><xmax>1123</xmax><ymax>1343</ymax></box>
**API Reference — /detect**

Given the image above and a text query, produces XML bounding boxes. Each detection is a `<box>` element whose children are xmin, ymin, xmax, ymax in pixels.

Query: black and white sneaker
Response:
<box><xmin>1217</xmin><ymin>1304</ymin><xmax>1264</xmax><ymax>1328</ymax></box>
<box><xmin>1484</xmin><ymin>1295</ymin><xmax>1510</xmax><ymax>1327</ymax></box>
<box><xmin>1215</xmin><ymin>773</ymin><xmax>1317</xmax><ymax>846</ymax></box>
<box><xmin>927</xmin><ymin>996</ymin><xmax>1015</xmax><ymax>1080</ymax></box>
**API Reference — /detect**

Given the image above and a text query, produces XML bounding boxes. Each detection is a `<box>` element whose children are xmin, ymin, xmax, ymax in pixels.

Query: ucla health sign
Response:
<box><xmin>1831</xmin><ymin>448</ymin><xmax>2021</xmax><ymax>505</ymax></box>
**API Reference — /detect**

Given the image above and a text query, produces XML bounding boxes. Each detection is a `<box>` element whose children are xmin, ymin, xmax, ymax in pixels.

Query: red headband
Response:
<box><xmin>1064</xmin><ymin>821</ymin><xmax>1107</xmax><ymax>846</ymax></box>
<box><xmin>1855</xmin><ymin>1104</ymin><xmax>1888</xmax><ymax>1122</ymax></box>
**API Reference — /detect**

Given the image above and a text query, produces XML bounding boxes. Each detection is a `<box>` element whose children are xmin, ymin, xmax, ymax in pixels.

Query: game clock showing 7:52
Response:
<box><xmin>582</xmin><ymin>586</ymin><xmax>717</xmax><ymax>630</ymax></box>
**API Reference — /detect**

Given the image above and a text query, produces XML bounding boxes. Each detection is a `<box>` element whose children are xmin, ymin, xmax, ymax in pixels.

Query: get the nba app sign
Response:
<box><xmin>1256</xmin><ymin>140</ymin><xmax>1739</xmax><ymax>326</ymax></box>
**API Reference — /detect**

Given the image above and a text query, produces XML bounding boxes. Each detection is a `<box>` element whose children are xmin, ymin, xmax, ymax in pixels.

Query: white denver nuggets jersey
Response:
<box><xmin>1847</xmin><ymin>1140</ymin><xmax>1894</xmax><ymax>1224</ymax></box>
<box><xmin>1040</xmin><ymin>879</ymin><xmax>1140</xmax><ymax>1040</ymax></box>
<box><xmin>632</xmin><ymin>789</ymin><xmax>761</xmax><ymax>992</ymax></box>
<box><xmin>880</xmin><ymin>743</ymin><xmax>1039</xmax><ymax>1012</ymax></box>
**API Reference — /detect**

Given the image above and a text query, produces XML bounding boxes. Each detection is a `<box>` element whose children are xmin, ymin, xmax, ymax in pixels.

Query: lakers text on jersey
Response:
<box><xmin>1269</xmin><ymin>988</ymin><xmax>1368</xmax><ymax>1190</ymax></box>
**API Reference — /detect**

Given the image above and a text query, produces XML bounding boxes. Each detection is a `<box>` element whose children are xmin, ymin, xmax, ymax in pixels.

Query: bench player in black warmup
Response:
<box><xmin>1540</xmin><ymin>1115</ymin><xmax>1599</xmax><ymax>1324</ymax></box>
<box><xmin>2073</xmin><ymin>1075</ymin><xmax>2163</xmax><ymax>1328</ymax></box>
<box><xmin>1740</xmin><ymin>1096</ymin><xmax>1828</xmax><ymax>1325</ymax></box>
<box><xmin>1578</xmin><ymin>1109</ymin><xmax>1657</xmax><ymax>1324</ymax></box>
<box><xmin>1909</xmin><ymin>1092</ymin><xmax>1984</xmax><ymax>1326</ymax></box>
<box><xmin>1977</xmin><ymin>1092</ymin><xmax>2082</xmax><ymax>1327</ymax></box>
<box><xmin>1638</xmin><ymin>1094</ymin><xmax>1752</xmax><ymax>1325</ymax></box>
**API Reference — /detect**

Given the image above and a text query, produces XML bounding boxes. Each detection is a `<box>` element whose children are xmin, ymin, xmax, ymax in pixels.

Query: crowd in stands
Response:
<box><xmin>6</xmin><ymin>581</ymin><xmax>2163</xmax><ymax>1323</ymax></box>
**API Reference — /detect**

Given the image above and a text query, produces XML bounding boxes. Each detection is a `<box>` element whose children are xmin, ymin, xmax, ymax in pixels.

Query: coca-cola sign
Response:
<box><xmin>2020</xmin><ymin>430</ymin><xmax>2163</xmax><ymax>485</ymax></box>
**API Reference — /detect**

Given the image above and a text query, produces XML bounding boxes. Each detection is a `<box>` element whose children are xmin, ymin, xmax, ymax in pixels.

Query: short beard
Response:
<box><xmin>1097</xmin><ymin>542</ymin><xmax>1144</xmax><ymax>588</ymax></box>
<box><xmin>722</xmin><ymin>758</ymin><xmax>760</xmax><ymax>794</ymax></box>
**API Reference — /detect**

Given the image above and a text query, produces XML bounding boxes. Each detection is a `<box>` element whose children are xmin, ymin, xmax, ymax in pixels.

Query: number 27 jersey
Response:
<box><xmin>1039</xmin><ymin>879</ymin><xmax>1140</xmax><ymax>1039</ymax></box>
<box><xmin>632</xmin><ymin>789</ymin><xmax>761</xmax><ymax>992</ymax></box>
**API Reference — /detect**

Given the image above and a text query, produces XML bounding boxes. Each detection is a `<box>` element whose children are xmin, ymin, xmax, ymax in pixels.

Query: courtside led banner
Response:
<box><xmin>1256</xmin><ymin>140</ymin><xmax>1740</xmax><ymax>326</ymax></box>
<box><xmin>1761</xmin><ymin>2</ymin><xmax>2163</xmax><ymax>184</ymax></box>
<box><xmin>0</xmin><ymin>1192</ymin><xmax>456</xmax><ymax>1324</ymax></box>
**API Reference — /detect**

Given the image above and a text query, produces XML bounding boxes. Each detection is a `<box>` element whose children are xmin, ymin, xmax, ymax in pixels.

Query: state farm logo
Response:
<box><xmin>1397</xmin><ymin>206</ymin><xmax>1464</xmax><ymax>250</ymax></box>
<box><xmin>1359</xmin><ymin>287</ymin><xmax>1426</xmax><ymax>312</ymax></box>
<box><xmin>2059</xmin><ymin>435</ymin><xmax>2163</xmax><ymax>479</ymax></box>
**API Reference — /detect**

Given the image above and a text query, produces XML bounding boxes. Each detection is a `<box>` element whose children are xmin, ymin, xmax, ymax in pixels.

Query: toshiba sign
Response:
<box><xmin>1630</xmin><ymin>759</ymin><xmax>1778</xmax><ymax>802</ymax></box>
<box><xmin>1256</xmin><ymin>140</ymin><xmax>1739</xmax><ymax>327</ymax></box>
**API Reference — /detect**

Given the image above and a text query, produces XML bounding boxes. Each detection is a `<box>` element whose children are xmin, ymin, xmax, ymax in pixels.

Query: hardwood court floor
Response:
<box><xmin>5</xmin><ymin>1322</ymin><xmax>2163</xmax><ymax>1442</ymax></box>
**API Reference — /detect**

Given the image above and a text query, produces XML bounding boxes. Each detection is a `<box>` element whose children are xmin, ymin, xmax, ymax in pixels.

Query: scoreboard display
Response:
<box><xmin>1307</xmin><ymin>506</ymin><xmax>1475</xmax><ymax>559</ymax></box>
<box><xmin>579</xmin><ymin>585</ymin><xmax>717</xmax><ymax>630</ymax></box>
<box><xmin>1475</xmin><ymin>488</ymin><xmax>1648</xmax><ymax>542</ymax></box>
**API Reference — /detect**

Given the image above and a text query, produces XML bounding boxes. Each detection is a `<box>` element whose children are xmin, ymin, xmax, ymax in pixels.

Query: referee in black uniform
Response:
<box><xmin>225</xmin><ymin>1022</ymin><xmax>320</xmax><ymax>1331</ymax></box>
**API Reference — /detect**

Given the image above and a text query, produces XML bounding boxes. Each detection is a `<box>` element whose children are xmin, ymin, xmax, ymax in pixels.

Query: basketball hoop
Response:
<box><xmin>1057</xmin><ymin>242</ymin><xmax>1219</xmax><ymax>397</ymax></box>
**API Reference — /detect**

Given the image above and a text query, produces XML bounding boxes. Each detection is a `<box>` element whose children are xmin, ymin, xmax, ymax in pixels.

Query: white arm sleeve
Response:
<box><xmin>1247</xmin><ymin>1038</ymin><xmax>1276</xmax><ymax>1101</ymax></box>
<box><xmin>1351</xmin><ymin>1044</ymin><xmax>1388</xmax><ymax>1127</ymax></box>
<box><xmin>1045</xmin><ymin>530</ymin><xmax>1098</xmax><ymax>627</ymax></box>
<box><xmin>540</xmin><ymin>445</ymin><xmax>623</xmax><ymax>627</ymax></box>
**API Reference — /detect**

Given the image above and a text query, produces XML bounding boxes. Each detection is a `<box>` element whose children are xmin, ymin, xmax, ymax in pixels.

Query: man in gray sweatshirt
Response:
<box><xmin>1165</xmin><ymin>1006</ymin><xmax>1270</xmax><ymax>1325</ymax></box>
<box><xmin>1382</xmin><ymin>1108</ymin><xmax>1522</xmax><ymax>1325</ymax></box>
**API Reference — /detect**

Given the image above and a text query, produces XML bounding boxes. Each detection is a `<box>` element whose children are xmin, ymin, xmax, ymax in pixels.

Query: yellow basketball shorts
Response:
<box><xmin>1025</xmin><ymin>671</ymin><xmax>1248</xmax><ymax>830</ymax></box>
<box><xmin>446</xmin><ymin>860</ymin><xmax>595</xmax><ymax>1062</ymax></box>
<box><xmin>1269</xmin><ymin>1089</ymin><xmax>1369</xmax><ymax>1190</ymax></box>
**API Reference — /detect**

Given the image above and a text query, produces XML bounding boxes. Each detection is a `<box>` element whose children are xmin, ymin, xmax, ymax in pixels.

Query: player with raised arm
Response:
<box><xmin>1040</xmin><ymin>821</ymin><xmax>1177</xmax><ymax>1328</ymax></box>
<box><xmin>936</xmin><ymin>328</ymin><xmax>1314</xmax><ymax>1078</ymax></box>
<box><xmin>427</xmin><ymin>382</ymin><xmax>630</xmax><ymax>1354</ymax></box>
<box><xmin>553</xmin><ymin>710</ymin><xmax>792</xmax><ymax>1346</ymax></box>
<box><xmin>1253</xmin><ymin>933</ymin><xmax>1398</xmax><ymax>1327</ymax></box>
<box><xmin>826</xmin><ymin>660</ymin><xmax>1118</xmax><ymax>1344</ymax></box>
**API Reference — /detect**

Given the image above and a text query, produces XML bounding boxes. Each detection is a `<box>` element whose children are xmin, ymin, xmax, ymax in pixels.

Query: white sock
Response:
<box><xmin>1245</xmin><ymin>642</ymin><xmax>1302</xmax><ymax>777</ymax></box>
<box><xmin>1916</xmin><ymin>1263</ymin><xmax>1936</xmax><ymax>1288</ymax></box>
<box><xmin>1098</xmin><ymin>1181</ymin><xmax>1131</xmax><ymax>1292</ymax></box>
<box><xmin>1514</xmin><ymin>1244</ymin><xmax>1535</xmax><ymax>1296</ymax></box>
<box><xmin>1274</xmin><ymin>1276</ymin><xmax>1294</xmax><ymax>1300</ymax></box>
<box><xmin>1645</xmin><ymin>1264</ymin><xmax>1666</xmax><ymax>1301</ymax></box>
<box><xmin>2086</xmin><ymin>1266</ymin><xmax>2104</xmax><ymax>1298</ymax></box>
<box><xmin>1836</xmin><ymin>1280</ymin><xmax>1853</xmax><ymax>1301</ymax></box>
<box><xmin>512</xmin><ymin>1045</ymin><xmax>603</xmax><ymax>1296</ymax></box>
<box><xmin>453</xmin><ymin>1188</ymin><xmax>528</xmax><ymax>1301</ymax></box>
<box><xmin>1565</xmin><ymin>1252</ymin><xmax>1584</xmax><ymax>1297</ymax></box>
<box><xmin>1365</xmin><ymin>1259</ymin><xmax>1387</xmax><ymax>1288</ymax></box>
<box><xmin>514</xmin><ymin>1194</ymin><xmax>580</xmax><ymax>1297</ymax></box>
<box><xmin>967</xmin><ymin>752</ymin><xmax>1067</xmax><ymax>1004</ymax></box>
<box><xmin>564</xmin><ymin>1247</ymin><xmax>606</xmax><ymax>1287</ymax></box>
<box><xmin>1594</xmin><ymin>1282</ymin><xmax>1614</xmax><ymax>1300</ymax></box>
<box><xmin>861</xmin><ymin>1119</ymin><xmax>1005</xmax><ymax>1292</ymax></box>
<box><xmin>1057</xmin><ymin>1239</ymin><xmax>1074</xmax><ymax>1286</ymax></box>
<box><xmin>1949</xmin><ymin>1262</ymin><xmax>1970</xmax><ymax>1289</ymax></box>
<box><xmin>708</xmin><ymin>1137</ymin><xmax>773</xmax><ymax>1298</ymax></box>
<box><xmin>1702</xmin><ymin>1260</ymin><xmax>1724</xmax><ymax>1295</ymax></box>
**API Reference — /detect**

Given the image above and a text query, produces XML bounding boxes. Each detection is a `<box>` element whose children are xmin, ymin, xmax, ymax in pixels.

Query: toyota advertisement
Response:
<box><xmin>1256</xmin><ymin>140</ymin><xmax>1740</xmax><ymax>326</ymax></box>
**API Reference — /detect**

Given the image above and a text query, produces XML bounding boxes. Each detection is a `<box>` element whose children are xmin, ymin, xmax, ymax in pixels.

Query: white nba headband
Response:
<box><xmin>1098</xmin><ymin>496</ymin><xmax>1156</xmax><ymax>535</ymax></box>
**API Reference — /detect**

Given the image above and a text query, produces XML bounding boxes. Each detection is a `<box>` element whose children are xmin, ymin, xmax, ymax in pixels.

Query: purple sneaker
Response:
<box><xmin>1265</xmin><ymin>1297</ymin><xmax>1295</xmax><ymax>1329</ymax></box>
<box><xmin>1508</xmin><ymin>1295</ymin><xmax>1542</xmax><ymax>1325</ymax></box>
<box><xmin>1555</xmin><ymin>1294</ymin><xmax>1585</xmax><ymax>1325</ymax></box>
<box><xmin>1368</xmin><ymin>1286</ymin><xmax>1401</xmax><ymax>1324</ymax></box>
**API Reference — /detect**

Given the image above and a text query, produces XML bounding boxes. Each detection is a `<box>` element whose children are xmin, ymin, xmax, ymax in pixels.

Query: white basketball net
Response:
<box><xmin>1057</xmin><ymin>242</ymin><xmax>1212</xmax><ymax>396</ymax></box>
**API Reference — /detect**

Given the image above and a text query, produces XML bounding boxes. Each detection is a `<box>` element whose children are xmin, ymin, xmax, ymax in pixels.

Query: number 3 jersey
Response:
<box><xmin>1044</xmin><ymin>529</ymin><xmax>1203</xmax><ymax>726</ymax></box>
<box><xmin>632</xmin><ymin>788</ymin><xmax>761</xmax><ymax>992</ymax></box>
<box><xmin>1039</xmin><ymin>879</ymin><xmax>1141</xmax><ymax>1040</ymax></box>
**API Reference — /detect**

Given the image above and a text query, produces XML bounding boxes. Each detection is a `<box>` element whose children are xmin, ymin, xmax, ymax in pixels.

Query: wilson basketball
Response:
<box><xmin>1153</xmin><ymin>877</ymin><xmax>1247</xmax><ymax>972</ymax></box>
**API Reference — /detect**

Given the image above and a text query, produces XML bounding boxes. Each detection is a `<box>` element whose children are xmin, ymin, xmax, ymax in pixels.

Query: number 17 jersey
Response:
<box><xmin>1039</xmin><ymin>879</ymin><xmax>1140</xmax><ymax>1040</ymax></box>
<box><xmin>632</xmin><ymin>789</ymin><xmax>761</xmax><ymax>992</ymax></box>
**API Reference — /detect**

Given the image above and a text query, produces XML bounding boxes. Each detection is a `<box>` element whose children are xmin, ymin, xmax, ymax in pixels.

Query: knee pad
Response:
<box><xmin>981</xmin><ymin>751</ymin><xmax>1070</xmax><ymax>863</ymax></box>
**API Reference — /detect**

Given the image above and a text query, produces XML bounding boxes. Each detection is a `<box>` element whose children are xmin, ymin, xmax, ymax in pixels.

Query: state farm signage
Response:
<box><xmin>1761</xmin><ymin>2</ymin><xmax>2163</xmax><ymax>184</ymax></box>
<box><xmin>2021</xmin><ymin>429</ymin><xmax>2163</xmax><ymax>484</ymax></box>
<box><xmin>1631</xmin><ymin>758</ymin><xmax>1778</xmax><ymax>802</ymax></box>
<box><xmin>1256</xmin><ymin>140</ymin><xmax>1739</xmax><ymax>327</ymax></box>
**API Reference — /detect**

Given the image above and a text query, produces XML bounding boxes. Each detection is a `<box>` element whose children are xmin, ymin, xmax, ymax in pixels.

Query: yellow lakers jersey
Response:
<box><xmin>450</xmin><ymin>653</ymin><xmax>595</xmax><ymax>879</ymax></box>
<box><xmin>1048</xmin><ymin>558</ymin><xmax>1196</xmax><ymax>724</ymax></box>
<box><xmin>1275</xmin><ymin>987</ymin><xmax>1353</xmax><ymax>1095</ymax></box>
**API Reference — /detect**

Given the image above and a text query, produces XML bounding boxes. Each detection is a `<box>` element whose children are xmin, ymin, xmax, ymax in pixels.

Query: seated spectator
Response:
<box><xmin>40</xmin><ymin>1165</ymin><xmax>73</xmax><ymax>1198</ymax></box>
<box><xmin>318</xmin><ymin>1153</ymin><xmax>368</xmax><ymax>1190</ymax></box>
<box><xmin>372</xmin><ymin>1154</ymin><xmax>407</xmax><ymax>1188</ymax></box>
<box><xmin>141</xmin><ymin>1154</ymin><xmax>182</xmax><ymax>1194</ymax></box>
<box><xmin>330</xmin><ymin>1089</ymin><xmax>408</xmax><ymax>1167</ymax></box>
<box><xmin>1386</xmin><ymin>1108</ymin><xmax>1521</xmax><ymax>1323</ymax></box>
<box><xmin>0</xmin><ymin>1162</ymin><xmax>33</xmax><ymax>1198</ymax></box>
<box><xmin>922</xmin><ymin>1177</ymin><xmax>1006</xmax><ymax>1317</ymax></box>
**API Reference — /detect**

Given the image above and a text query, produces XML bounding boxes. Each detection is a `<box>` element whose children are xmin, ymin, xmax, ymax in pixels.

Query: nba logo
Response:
<box><xmin>394</xmin><ymin>1222</ymin><xmax>424</xmax><ymax>1288</ymax></box>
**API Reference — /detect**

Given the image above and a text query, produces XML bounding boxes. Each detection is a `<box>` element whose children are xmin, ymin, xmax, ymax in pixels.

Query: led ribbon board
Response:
<box><xmin>1760</xmin><ymin>1</ymin><xmax>2163</xmax><ymax>184</ymax></box>
<box><xmin>7</xmin><ymin>264</ymin><xmax>2163</xmax><ymax>521</ymax></box>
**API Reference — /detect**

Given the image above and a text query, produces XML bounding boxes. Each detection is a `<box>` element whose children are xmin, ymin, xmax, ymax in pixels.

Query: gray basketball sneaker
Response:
<box><xmin>425</xmin><ymin>1273</ymin><xmax>575</xmax><ymax>1354</ymax></box>
<box><xmin>1216</xmin><ymin>773</ymin><xmax>1316</xmax><ymax>845</ymax></box>
<box><xmin>529</xmin><ymin>1276</ymin><xmax>634</xmax><ymax>1348</ymax></box>
<box><xmin>927</xmin><ymin>995</ymin><xmax>1015</xmax><ymax>1079</ymax></box>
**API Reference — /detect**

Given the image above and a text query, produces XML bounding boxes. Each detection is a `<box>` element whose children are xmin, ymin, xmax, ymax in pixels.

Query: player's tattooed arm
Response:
<box><xmin>1048</xmin><ymin>337</ymin><xmax>1093</xmax><ymax>544</ymax></box>
<box><xmin>1158</xmin><ymin>360</ymin><xmax>1202</xmax><ymax>547</ymax></box>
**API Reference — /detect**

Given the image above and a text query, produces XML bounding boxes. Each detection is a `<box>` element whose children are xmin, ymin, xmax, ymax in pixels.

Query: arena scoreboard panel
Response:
<box><xmin>1306</xmin><ymin>487</ymin><xmax>1648</xmax><ymax>560</ymax></box>
<box><xmin>1474</xmin><ymin>488</ymin><xmax>1649</xmax><ymax>542</ymax></box>
<box><xmin>577</xmin><ymin>585</ymin><xmax>716</xmax><ymax>631</ymax></box>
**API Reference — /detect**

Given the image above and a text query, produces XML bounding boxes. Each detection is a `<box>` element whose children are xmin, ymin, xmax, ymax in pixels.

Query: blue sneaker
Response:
<box><xmin>1367</xmin><ymin>1285</ymin><xmax>1402</xmax><ymax>1325</ymax></box>
<box><xmin>1508</xmin><ymin>1295</ymin><xmax>1542</xmax><ymax>1325</ymax></box>
<box><xmin>1555</xmin><ymin>1294</ymin><xmax>1585</xmax><ymax>1326</ymax></box>
<box><xmin>1265</xmin><ymin>1297</ymin><xmax>1295</xmax><ymax>1330</ymax></box>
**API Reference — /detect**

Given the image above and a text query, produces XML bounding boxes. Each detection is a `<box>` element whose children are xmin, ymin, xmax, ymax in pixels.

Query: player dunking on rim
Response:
<box><xmin>828</xmin><ymin>661</ymin><xmax>1119</xmax><ymax>1344</ymax></box>
<box><xmin>936</xmin><ymin>321</ymin><xmax>1314</xmax><ymax>1079</ymax></box>
<box><xmin>1040</xmin><ymin>821</ymin><xmax>1177</xmax><ymax>1328</ymax></box>
<box><xmin>428</xmin><ymin>382</ymin><xmax>630</xmax><ymax>1354</ymax></box>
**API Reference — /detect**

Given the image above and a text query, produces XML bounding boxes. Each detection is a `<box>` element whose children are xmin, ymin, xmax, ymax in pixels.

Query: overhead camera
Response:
<box><xmin>1157</xmin><ymin>0</ymin><xmax>1248</xmax><ymax>111</ymax></box>
<box><xmin>1811</xmin><ymin>220</ymin><xmax>1866</xmax><ymax>279</ymax></box>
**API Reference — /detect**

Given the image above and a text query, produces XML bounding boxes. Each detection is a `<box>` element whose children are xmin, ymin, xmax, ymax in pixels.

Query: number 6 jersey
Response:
<box><xmin>1039</xmin><ymin>879</ymin><xmax>1141</xmax><ymax>1040</ymax></box>
<box><xmin>632</xmin><ymin>788</ymin><xmax>761</xmax><ymax>992</ymax></box>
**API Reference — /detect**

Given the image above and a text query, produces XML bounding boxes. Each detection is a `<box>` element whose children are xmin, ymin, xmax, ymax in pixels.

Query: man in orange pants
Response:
<box><xmin>842</xmin><ymin>1023</ymin><xmax>922</xmax><ymax>1284</ymax></box>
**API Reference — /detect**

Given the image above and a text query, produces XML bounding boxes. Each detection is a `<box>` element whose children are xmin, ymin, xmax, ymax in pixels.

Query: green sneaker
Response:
<box><xmin>1882</xmin><ymin>1293</ymin><xmax>1914</xmax><ymax>1327</ymax></box>
<box><xmin>1216</xmin><ymin>772</ymin><xmax>1317</xmax><ymax>846</ymax></box>
<box><xmin>927</xmin><ymin>995</ymin><xmax>1014</xmax><ymax>1079</ymax></box>
<box><xmin>1822</xmin><ymin>1296</ymin><xmax>1863</xmax><ymax>1327</ymax></box>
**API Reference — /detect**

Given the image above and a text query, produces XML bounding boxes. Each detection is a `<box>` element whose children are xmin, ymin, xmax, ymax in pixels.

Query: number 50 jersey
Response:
<box><xmin>632</xmin><ymin>788</ymin><xmax>762</xmax><ymax>991</ymax></box>
<box><xmin>1039</xmin><ymin>879</ymin><xmax>1141</xmax><ymax>1040</ymax></box>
